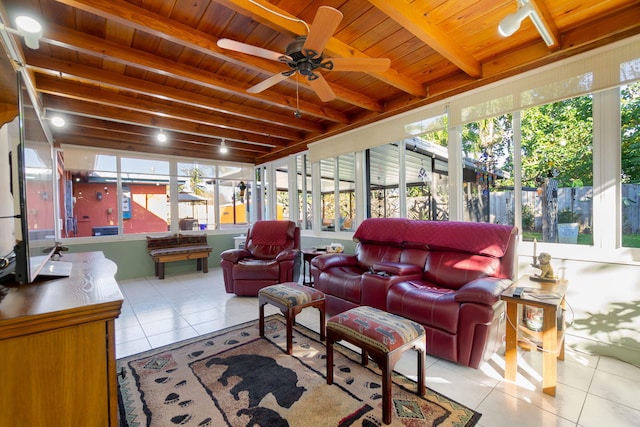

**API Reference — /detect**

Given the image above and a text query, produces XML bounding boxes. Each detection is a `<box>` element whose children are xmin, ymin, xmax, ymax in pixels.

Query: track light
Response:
<box><xmin>220</xmin><ymin>139</ymin><xmax>228</xmax><ymax>154</ymax></box>
<box><xmin>498</xmin><ymin>0</ymin><xmax>554</xmax><ymax>47</ymax></box>
<box><xmin>156</xmin><ymin>130</ymin><xmax>167</xmax><ymax>143</ymax></box>
<box><xmin>0</xmin><ymin>16</ymin><xmax>43</xmax><ymax>49</ymax></box>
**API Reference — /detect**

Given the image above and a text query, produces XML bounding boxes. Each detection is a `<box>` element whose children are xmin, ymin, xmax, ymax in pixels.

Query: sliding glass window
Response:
<box><xmin>461</xmin><ymin>115</ymin><xmax>514</xmax><ymax>225</ymax></box>
<box><xmin>621</xmin><ymin>81</ymin><xmax>640</xmax><ymax>248</ymax></box>
<box><xmin>521</xmin><ymin>95</ymin><xmax>593</xmax><ymax>245</ymax></box>
<box><xmin>367</xmin><ymin>144</ymin><xmax>400</xmax><ymax>218</ymax></box>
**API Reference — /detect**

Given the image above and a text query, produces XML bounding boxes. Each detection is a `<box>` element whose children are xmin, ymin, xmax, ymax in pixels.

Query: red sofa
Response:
<box><xmin>310</xmin><ymin>218</ymin><xmax>518</xmax><ymax>368</ymax></box>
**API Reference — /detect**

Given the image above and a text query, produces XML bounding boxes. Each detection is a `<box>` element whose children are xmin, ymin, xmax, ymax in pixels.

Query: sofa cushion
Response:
<box><xmin>372</xmin><ymin>261</ymin><xmax>422</xmax><ymax>276</ymax></box>
<box><xmin>250</xmin><ymin>220</ymin><xmax>294</xmax><ymax>246</ymax></box>
<box><xmin>455</xmin><ymin>277</ymin><xmax>513</xmax><ymax>305</ymax></box>
<box><xmin>423</xmin><ymin>251</ymin><xmax>500</xmax><ymax>290</ymax></box>
<box><xmin>406</xmin><ymin>221</ymin><xmax>515</xmax><ymax>257</ymax></box>
<box><xmin>316</xmin><ymin>267</ymin><xmax>364</xmax><ymax>304</ymax></box>
<box><xmin>355</xmin><ymin>243</ymin><xmax>403</xmax><ymax>270</ymax></box>
<box><xmin>234</xmin><ymin>259</ymin><xmax>280</xmax><ymax>280</ymax></box>
<box><xmin>353</xmin><ymin>217</ymin><xmax>409</xmax><ymax>245</ymax></box>
<box><xmin>387</xmin><ymin>281</ymin><xmax>460</xmax><ymax>334</ymax></box>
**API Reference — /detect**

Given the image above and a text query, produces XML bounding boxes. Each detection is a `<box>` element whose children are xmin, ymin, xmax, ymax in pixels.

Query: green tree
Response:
<box><xmin>179</xmin><ymin>167</ymin><xmax>205</xmax><ymax>195</ymax></box>
<box><xmin>521</xmin><ymin>96</ymin><xmax>593</xmax><ymax>187</ymax></box>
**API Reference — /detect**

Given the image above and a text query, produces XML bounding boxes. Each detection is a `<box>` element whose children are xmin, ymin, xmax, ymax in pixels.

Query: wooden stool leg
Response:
<box><xmin>259</xmin><ymin>301</ymin><xmax>266</xmax><ymax>338</ymax></box>
<box><xmin>319</xmin><ymin>302</ymin><xmax>325</xmax><ymax>342</ymax></box>
<box><xmin>326</xmin><ymin>338</ymin><xmax>334</xmax><ymax>385</ymax></box>
<box><xmin>417</xmin><ymin>343</ymin><xmax>426</xmax><ymax>396</ymax></box>
<box><xmin>381</xmin><ymin>356</ymin><xmax>392</xmax><ymax>425</ymax></box>
<box><xmin>286</xmin><ymin>307</ymin><xmax>294</xmax><ymax>355</ymax></box>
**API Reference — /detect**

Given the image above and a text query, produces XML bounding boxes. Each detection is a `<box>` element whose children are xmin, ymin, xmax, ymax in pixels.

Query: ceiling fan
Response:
<box><xmin>217</xmin><ymin>6</ymin><xmax>391</xmax><ymax>102</ymax></box>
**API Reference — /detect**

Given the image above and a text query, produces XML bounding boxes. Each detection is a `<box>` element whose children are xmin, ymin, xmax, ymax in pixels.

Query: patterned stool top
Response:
<box><xmin>259</xmin><ymin>282</ymin><xmax>325</xmax><ymax>307</ymax></box>
<box><xmin>327</xmin><ymin>306</ymin><xmax>425</xmax><ymax>354</ymax></box>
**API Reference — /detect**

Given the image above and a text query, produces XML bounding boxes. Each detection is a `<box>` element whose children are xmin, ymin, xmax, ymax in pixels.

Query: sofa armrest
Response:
<box><xmin>275</xmin><ymin>248</ymin><xmax>299</xmax><ymax>262</ymax></box>
<box><xmin>455</xmin><ymin>277</ymin><xmax>513</xmax><ymax>305</ymax></box>
<box><xmin>372</xmin><ymin>261</ymin><xmax>422</xmax><ymax>276</ymax></box>
<box><xmin>220</xmin><ymin>248</ymin><xmax>251</xmax><ymax>263</ymax></box>
<box><xmin>310</xmin><ymin>253</ymin><xmax>358</xmax><ymax>271</ymax></box>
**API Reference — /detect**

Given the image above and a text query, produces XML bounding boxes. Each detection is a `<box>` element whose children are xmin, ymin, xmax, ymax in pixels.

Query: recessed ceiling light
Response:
<box><xmin>157</xmin><ymin>130</ymin><xmax>167</xmax><ymax>143</ymax></box>
<box><xmin>50</xmin><ymin>116</ymin><xmax>65</xmax><ymax>127</ymax></box>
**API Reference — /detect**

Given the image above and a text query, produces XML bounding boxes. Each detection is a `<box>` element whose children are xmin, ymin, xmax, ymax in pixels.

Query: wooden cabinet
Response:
<box><xmin>0</xmin><ymin>252</ymin><xmax>123</xmax><ymax>427</ymax></box>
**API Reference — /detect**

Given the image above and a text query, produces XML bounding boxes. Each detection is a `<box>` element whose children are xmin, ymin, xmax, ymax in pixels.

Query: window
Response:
<box><xmin>296</xmin><ymin>154</ymin><xmax>312</xmax><ymax>230</ymax></box>
<box><xmin>367</xmin><ymin>144</ymin><xmax>400</xmax><ymax>218</ymax></box>
<box><xmin>521</xmin><ymin>95</ymin><xmax>593</xmax><ymax>245</ymax></box>
<box><xmin>219</xmin><ymin>164</ymin><xmax>253</xmax><ymax>229</ymax></box>
<box><xmin>120</xmin><ymin>156</ymin><xmax>171</xmax><ymax>235</ymax></box>
<box><xmin>337</xmin><ymin>154</ymin><xmax>356</xmax><ymax>231</ymax></box>
<box><xmin>405</xmin><ymin>115</ymin><xmax>449</xmax><ymax>221</ymax></box>
<box><xmin>621</xmin><ymin>81</ymin><xmax>640</xmax><ymax>247</ymax></box>
<box><xmin>61</xmin><ymin>148</ymin><xmax>119</xmax><ymax>237</ymax></box>
<box><xmin>461</xmin><ymin>115</ymin><xmax>514</xmax><ymax>225</ymax></box>
<box><xmin>276</xmin><ymin>165</ymin><xmax>289</xmax><ymax>220</ymax></box>
<box><xmin>176</xmin><ymin>162</ymin><xmax>215</xmax><ymax>231</ymax></box>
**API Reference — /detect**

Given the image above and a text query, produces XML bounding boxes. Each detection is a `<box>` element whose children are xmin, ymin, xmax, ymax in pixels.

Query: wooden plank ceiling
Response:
<box><xmin>1</xmin><ymin>0</ymin><xmax>639</xmax><ymax>164</ymax></box>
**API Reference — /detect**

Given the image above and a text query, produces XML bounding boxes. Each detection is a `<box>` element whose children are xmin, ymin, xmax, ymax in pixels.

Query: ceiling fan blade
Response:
<box><xmin>308</xmin><ymin>74</ymin><xmax>336</xmax><ymax>102</ymax></box>
<box><xmin>217</xmin><ymin>38</ymin><xmax>288</xmax><ymax>62</ymax></box>
<box><xmin>331</xmin><ymin>57</ymin><xmax>391</xmax><ymax>72</ymax></box>
<box><xmin>303</xmin><ymin>6</ymin><xmax>343</xmax><ymax>53</ymax></box>
<box><xmin>247</xmin><ymin>72</ymin><xmax>290</xmax><ymax>94</ymax></box>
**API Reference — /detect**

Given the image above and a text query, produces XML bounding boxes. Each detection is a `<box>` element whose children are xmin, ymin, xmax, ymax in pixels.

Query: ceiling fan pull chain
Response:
<box><xmin>294</xmin><ymin>74</ymin><xmax>301</xmax><ymax>119</ymax></box>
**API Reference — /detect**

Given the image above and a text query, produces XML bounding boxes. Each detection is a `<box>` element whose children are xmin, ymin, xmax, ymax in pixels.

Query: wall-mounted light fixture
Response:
<box><xmin>0</xmin><ymin>16</ymin><xmax>43</xmax><ymax>49</ymax></box>
<box><xmin>220</xmin><ymin>139</ymin><xmax>228</xmax><ymax>154</ymax></box>
<box><xmin>104</xmin><ymin>186</ymin><xmax>109</xmax><ymax>195</ymax></box>
<box><xmin>498</xmin><ymin>0</ymin><xmax>554</xmax><ymax>47</ymax></box>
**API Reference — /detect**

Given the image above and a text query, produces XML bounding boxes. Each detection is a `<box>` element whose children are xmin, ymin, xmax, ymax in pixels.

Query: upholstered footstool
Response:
<box><xmin>258</xmin><ymin>282</ymin><xmax>326</xmax><ymax>355</ymax></box>
<box><xmin>326</xmin><ymin>306</ymin><xmax>426</xmax><ymax>425</ymax></box>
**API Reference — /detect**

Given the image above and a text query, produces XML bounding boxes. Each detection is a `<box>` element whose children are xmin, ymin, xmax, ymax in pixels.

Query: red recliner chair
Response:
<box><xmin>220</xmin><ymin>220</ymin><xmax>300</xmax><ymax>296</ymax></box>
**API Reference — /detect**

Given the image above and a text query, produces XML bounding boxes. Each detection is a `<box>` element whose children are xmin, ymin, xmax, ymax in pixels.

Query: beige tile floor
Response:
<box><xmin>115</xmin><ymin>268</ymin><xmax>640</xmax><ymax>427</ymax></box>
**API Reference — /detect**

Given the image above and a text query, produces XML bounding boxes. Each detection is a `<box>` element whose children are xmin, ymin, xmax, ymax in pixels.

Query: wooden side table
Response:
<box><xmin>501</xmin><ymin>277</ymin><xmax>568</xmax><ymax>396</ymax></box>
<box><xmin>301</xmin><ymin>249</ymin><xmax>324</xmax><ymax>286</ymax></box>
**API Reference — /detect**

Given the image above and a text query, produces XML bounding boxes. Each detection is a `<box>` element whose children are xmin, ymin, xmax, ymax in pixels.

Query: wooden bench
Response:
<box><xmin>146</xmin><ymin>234</ymin><xmax>212</xmax><ymax>279</ymax></box>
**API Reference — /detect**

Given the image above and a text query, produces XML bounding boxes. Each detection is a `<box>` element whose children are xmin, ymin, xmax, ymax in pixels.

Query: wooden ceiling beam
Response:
<box><xmin>43</xmin><ymin>95</ymin><xmax>288</xmax><ymax>148</ymax></box>
<box><xmin>25</xmin><ymin>53</ymin><xmax>325</xmax><ymax>134</ymax></box>
<box><xmin>36</xmin><ymin>74</ymin><xmax>300</xmax><ymax>143</ymax></box>
<box><xmin>52</xmin><ymin>0</ymin><xmax>384</xmax><ymax>113</ymax></box>
<box><xmin>367</xmin><ymin>0</ymin><xmax>482</xmax><ymax>78</ymax></box>
<box><xmin>41</xmin><ymin>23</ymin><xmax>350</xmax><ymax>123</ymax></box>
<box><xmin>57</xmin><ymin>134</ymin><xmax>256</xmax><ymax>163</ymax></box>
<box><xmin>60</xmin><ymin>117</ymin><xmax>272</xmax><ymax>154</ymax></box>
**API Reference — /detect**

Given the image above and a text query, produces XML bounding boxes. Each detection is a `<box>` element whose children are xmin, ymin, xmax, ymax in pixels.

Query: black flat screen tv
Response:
<box><xmin>10</xmin><ymin>71</ymin><xmax>57</xmax><ymax>284</ymax></box>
